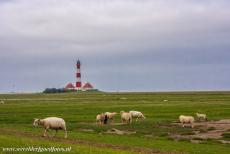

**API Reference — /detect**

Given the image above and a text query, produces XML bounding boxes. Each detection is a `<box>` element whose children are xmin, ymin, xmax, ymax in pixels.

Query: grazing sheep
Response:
<box><xmin>96</xmin><ymin>113</ymin><xmax>105</xmax><ymax>125</ymax></box>
<box><xmin>179</xmin><ymin>115</ymin><xmax>195</xmax><ymax>128</ymax></box>
<box><xmin>104</xmin><ymin>112</ymin><xmax>117</xmax><ymax>123</ymax></box>
<box><xmin>129</xmin><ymin>111</ymin><xmax>146</xmax><ymax>122</ymax></box>
<box><xmin>0</xmin><ymin>101</ymin><xmax>4</xmax><ymax>104</ymax></box>
<box><xmin>120</xmin><ymin>111</ymin><xmax>132</xmax><ymax>124</ymax></box>
<box><xmin>196</xmin><ymin>113</ymin><xmax>207</xmax><ymax>121</ymax></box>
<box><xmin>104</xmin><ymin>114</ymin><xmax>108</xmax><ymax>124</ymax></box>
<box><xmin>33</xmin><ymin>117</ymin><xmax>67</xmax><ymax>138</ymax></box>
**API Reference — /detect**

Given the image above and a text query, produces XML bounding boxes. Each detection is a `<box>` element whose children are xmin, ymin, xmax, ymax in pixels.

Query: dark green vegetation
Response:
<box><xmin>43</xmin><ymin>88</ymin><xmax>98</xmax><ymax>93</ymax></box>
<box><xmin>0</xmin><ymin>92</ymin><xmax>230</xmax><ymax>154</ymax></box>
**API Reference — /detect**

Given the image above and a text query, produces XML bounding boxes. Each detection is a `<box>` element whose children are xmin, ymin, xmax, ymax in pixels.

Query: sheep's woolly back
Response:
<box><xmin>33</xmin><ymin>117</ymin><xmax>67</xmax><ymax>138</ymax></box>
<box><xmin>96</xmin><ymin>114</ymin><xmax>101</xmax><ymax>120</ymax></box>
<box><xmin>96</xmin><ymin>113</ymin><xmax>105</xmax><ymax>121</ymax></box>
<box><xmin>34</xmin><ymin>117</ymin><xmax>66</xmax><ymax>130</ymax></box>
<box><xmin>196</xmin><ymin>113</ymin><xmax>207</xmax><ymax>118</ymax></box>
<box><xmin>105</xmin><ymin>112</ymin><xmax>117</xmax><ymax>119</ymax></box>
<box><xmin>129</xmin><ymin>111</ymin><xmax>145</xmax><ymax>118</ymax></box>
<box><xmin>179</xmin><ymin>115</ymin><xmax>194</xmax><ymax>123</ymax></box>
<box><xmin>121</xmin><ymin>112</ymin><xmax>132</xmax><ymax>121</ymax></box>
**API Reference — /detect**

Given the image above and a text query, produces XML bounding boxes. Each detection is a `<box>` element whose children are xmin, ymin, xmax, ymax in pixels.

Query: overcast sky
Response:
<box><xmin>0</xmin><ymin>0</ymin><xmax>230</xmax><ymax>93</ymax></box>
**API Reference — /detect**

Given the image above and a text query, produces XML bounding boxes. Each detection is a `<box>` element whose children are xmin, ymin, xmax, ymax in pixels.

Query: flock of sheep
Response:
<box><xmin>32</xmin><ymin>110</ymin><xmax>146</xmax><ymax>139</ymax></box>
<box><xmin>32</xmin><ymin>111</ymin><xmax>207</xmax><ymax>139</ymax></box>
<box><xmin>96</xmin><ymin>111</ymin><xmax>146</xmax><ymax>125</ymax></box>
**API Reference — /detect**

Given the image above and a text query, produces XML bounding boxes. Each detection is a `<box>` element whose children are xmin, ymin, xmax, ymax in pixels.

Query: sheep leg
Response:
<box><xmin>43</xmin><ymin>129</ymin><xmax>48</xmax><ymax>137</ymax></box>
<box><xmin>129</xmin><ymin>118</ymin><xmax>132</xmax><ymax>124</ymax></box>
<box><xmin>191</xmin><ymin>123</ymin><xmax>194</xmax><ymax>128</ymax></box>
<box><xmin>64</xmin><ymin>129</ymin><xmax>67</xmax><ymax>138</ymax></box>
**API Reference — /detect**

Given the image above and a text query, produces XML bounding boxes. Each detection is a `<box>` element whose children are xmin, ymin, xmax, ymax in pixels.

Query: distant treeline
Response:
<box><xmin>43</xmin><ymin>88</ymin><xmax>67</xmax><ymax>93</ymax></box>
<box><xmin>43</xmin><ymin>88</ymin><xmax>99</xmax><ymax>93</ymax></box>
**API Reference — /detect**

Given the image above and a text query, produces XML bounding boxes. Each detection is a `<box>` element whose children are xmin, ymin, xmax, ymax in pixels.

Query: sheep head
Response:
<box><xmin>33</xmin><ymin>118</ymin><xmax>41</xmax><ymax>127</ymax></box>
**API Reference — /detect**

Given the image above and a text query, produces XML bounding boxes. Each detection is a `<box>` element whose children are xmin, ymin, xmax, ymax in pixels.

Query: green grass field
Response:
<box><xmin>0</xmin><ymin>92</ymin><xmax>230</xmax><ymax>154</ymax></box>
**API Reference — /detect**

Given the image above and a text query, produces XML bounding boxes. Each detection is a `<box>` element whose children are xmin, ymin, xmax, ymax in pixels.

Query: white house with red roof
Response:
<box><xmin>82</xmin><ymin>82</ymin><xmax>94</xmax><ymax>91</ymax></box>
<box><xmin>65</xmin><ymin>82</ymin><xmax>95</xmax><ymax>91</ymax></box>
<box><xmin>65</xmin><ymin>83</ymin><xmax>75</xmax><ymax>90</ymax></box>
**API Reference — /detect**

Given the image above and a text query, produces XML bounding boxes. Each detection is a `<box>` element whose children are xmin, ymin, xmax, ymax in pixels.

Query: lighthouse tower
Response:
<box><xmin>76</xmin><ymin>59</ymin><xmax>82</xmax><ymax>90</ymax></box>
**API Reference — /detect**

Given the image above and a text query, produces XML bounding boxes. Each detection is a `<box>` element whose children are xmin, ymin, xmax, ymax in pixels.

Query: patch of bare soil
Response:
<box><xmin>78</xmin><ymin>122</ymin><xmax>125</xmax><ymax>126</ymax></box>
<box><xmin>77</xmin><ymin>128</ymin><xmax>94</xmax><ymax>132</ymax></box>
<box><xmin>108</xmin><ymin>122</ymin><xmax>125</xmax><ymax>126</ymax></box>
<box><xmin>104</xmin><ymin>128</ymin><xmax>136</xmax><ymax>135</ymax></box>
<box><xmin>171</xmin><ymin>119</ymin><xmax>230</xmax><ymax>144</ymax></box>
<box><xmin>0</xmin><ymin>128</ymin><xmax>182</xmax><ymax>154</ymax></box>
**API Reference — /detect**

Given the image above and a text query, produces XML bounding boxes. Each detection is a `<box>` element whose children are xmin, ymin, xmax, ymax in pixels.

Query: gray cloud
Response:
<box><xmin>0</xmin><ymin>0</ymin><xmax>230</xmax><ymax>92</ymax></box>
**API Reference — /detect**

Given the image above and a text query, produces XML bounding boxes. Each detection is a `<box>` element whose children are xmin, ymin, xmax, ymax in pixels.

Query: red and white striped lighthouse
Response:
<box><xmin>76</xmin><ymin>59</ymin><xmax>82</xmax><ymax>90</ymax></box>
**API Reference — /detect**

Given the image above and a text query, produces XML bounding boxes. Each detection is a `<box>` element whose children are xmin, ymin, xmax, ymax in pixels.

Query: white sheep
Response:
<box><xmin>0</xmin><ymin>101</ymin><xmax>4</xmax><ymax>104</ymax></box>
<box><xmin>96</xmin><ymin>113</ymin><xmax>105</xmax><ymax>125</ymax></box>
<box><xmin>196</xmin><ymin>113</ymin><xmax>207</xmax><ymax>121</ymax></box>
<box><xmin>33</xmin><ymin>117</ymin><xmax>67</xmax><ymax>138</ymax></box>
<box><xmin>129</xmin><ymin>111</ymin><xmax>146</xmax><ymax>122</ymax></box>
<box><xmin>104</xmin><ymin>112</ymin><xmax>117</xmax><ymax>123</ymax></box>
<box><xmin>120</xmin><ymin>111</ymin><xmax>132</xmax><ymax>124</ymax></box>
<box><xmin>179</xmin><ymin>115</ymin><xmax>195</xmax><ymax>128</ymax></box>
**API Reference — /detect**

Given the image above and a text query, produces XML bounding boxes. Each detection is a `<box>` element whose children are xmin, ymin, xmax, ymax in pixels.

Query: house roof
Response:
<box><xmin>65</xmin><ymin>83</ymin><xmax>75</xmax><ymax>89</ymax></box>
<box><xmin>82</xmin><ymin>82</ymin><xmax>93</xmax><ymax>89</ymax></box>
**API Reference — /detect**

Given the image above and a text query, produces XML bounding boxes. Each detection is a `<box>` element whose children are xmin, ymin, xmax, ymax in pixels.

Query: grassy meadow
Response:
<box><xmin>0</xmin><ymin>92</ymin><xmax>230</xmax><ymax>154</ymax></box>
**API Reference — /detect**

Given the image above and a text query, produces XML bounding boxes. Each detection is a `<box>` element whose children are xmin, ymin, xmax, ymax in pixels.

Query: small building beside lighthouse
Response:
<box><xmin>82</xmin><ymin>82</ymin><xmax>94</xmax><ymax>91</ymax></box>
<box><xmin>65</xmin><ymin>83</ymin><xmax>75</xmax><ymax>90</ymax></box>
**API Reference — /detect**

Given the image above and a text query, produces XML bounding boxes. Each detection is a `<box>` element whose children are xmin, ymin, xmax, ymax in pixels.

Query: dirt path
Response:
<box><xmin>0</xmin><ymin>128</ymin><xmax>182</xmax><ymax>154</ymax></box>
<box><xmin>191</xmin><ymin>119</ymin><xmax>230</xmax><ymax>140</ymax></box>
<box><xmin>171</xmin><ymin>119</ymin><xmax>230</xmax><ymax>142</ymax></box>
